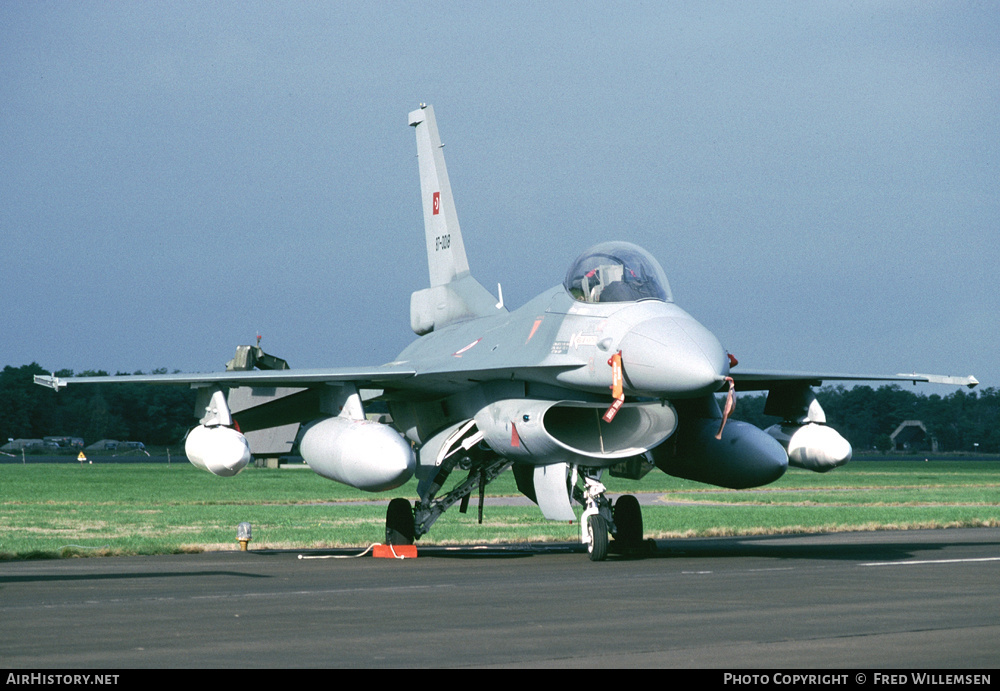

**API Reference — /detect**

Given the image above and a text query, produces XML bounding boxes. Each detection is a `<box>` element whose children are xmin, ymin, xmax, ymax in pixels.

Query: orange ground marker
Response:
<box><xmin>373</xmin><ymin>544</ymin><xmax>418</xmax><ymax>559</ymax></box>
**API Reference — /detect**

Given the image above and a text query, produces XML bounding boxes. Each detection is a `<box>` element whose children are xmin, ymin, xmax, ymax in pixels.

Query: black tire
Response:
<box><xmin>587</xmin><ymin>515</ymin><xmax>609</xmax><ymax>562</ymax></box>
<box><xmin>385</xmin><ymin>498</ymin><xmax>415</xmax><ymax>545</ymax></box>
<box><xmin>613</xmin><ymin>495</ymin><xmax>643</xmax><ymax>548</ymax></box>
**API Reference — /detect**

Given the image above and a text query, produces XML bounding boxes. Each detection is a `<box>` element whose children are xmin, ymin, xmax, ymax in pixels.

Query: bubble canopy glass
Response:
<box><xmin>563</xmin><ymin>242</ymin><xmax>673</xmax><ymax>303</ymax></box>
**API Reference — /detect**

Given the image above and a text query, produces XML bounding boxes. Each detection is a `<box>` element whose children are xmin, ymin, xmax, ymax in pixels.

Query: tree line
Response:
<box><xmin>3</xmin><ymin>362</ymin><xmax>998</xmax><ymax>453</ymax></box>
<box><xmin>731</xmin><ymin>384</ymin><xmax>999</xmax><ymax>454</ymax></box>
<box><xmin>2</xmin><ymin>363</ymin><xmax>196</xmax><ymax>448</ymax></box>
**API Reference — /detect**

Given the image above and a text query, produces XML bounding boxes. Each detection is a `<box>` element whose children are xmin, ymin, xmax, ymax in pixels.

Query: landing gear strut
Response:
<box><xmin>384</xmin><ymin>454</ymin><xmax>512</xmax><ymax>546</ymax></box>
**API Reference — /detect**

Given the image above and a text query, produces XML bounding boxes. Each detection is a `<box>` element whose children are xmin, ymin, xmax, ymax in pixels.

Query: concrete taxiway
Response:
<box><xmin>2</xmin><ymin>528</ymin><xmax>999</xmax><ymax>668</ymax></box>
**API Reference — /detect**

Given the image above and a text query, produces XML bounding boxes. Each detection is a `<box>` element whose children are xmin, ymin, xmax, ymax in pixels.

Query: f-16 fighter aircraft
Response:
<box><xmin>36</xmin><ymin>105</ymin><xmax>978</xmax><ymax>560</ymax></box>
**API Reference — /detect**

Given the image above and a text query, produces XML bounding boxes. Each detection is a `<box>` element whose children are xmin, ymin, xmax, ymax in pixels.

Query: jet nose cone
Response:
<box><xmin>619</xmin><ymin>315</ymin><xmax>728</xmax><ymax>398</ymax></box>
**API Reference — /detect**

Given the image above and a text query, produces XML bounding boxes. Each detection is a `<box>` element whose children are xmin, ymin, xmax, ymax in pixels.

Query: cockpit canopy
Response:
<box><xmin>564</xmin><ymin>242</ymin><xmax>673</xmax><ymax>303</ymax></box>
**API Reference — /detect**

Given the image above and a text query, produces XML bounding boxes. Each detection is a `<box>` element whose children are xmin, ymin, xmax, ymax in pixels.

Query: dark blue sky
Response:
<box><xmin>3</xmin><ymin>2</ymin><xmax>996</xmax><ymax>390</ymax></box>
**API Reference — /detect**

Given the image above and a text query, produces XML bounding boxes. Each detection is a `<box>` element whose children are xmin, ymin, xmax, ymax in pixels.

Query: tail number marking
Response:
<box><xmin>435</xmin><ymin>234</ymin><xmax>451</xmax><ymax>251</ymax></box>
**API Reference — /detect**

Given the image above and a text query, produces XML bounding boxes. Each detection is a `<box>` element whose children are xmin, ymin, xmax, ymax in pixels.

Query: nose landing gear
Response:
<box><xmin>577</xmin><ymin>471</ymin><xmax>646</xmax><ymax>561</ymax></box>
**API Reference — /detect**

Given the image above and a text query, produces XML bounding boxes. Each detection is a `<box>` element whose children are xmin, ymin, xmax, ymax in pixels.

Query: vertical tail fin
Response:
<box><xmin>408</xmin><ymin>105</ymin><xmax>505</xmax><ymax>335</ymax></box>
<box><xmin>409</xmin><ymin>104</ymin><xmax>471</xmax><ymax>287</ymax></box>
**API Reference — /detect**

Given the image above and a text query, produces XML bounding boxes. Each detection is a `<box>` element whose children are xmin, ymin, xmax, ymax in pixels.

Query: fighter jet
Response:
<box><xmin>35</xmin><ymin>105</ymin><xmax>978</xmax><ymax>560</ymax></box>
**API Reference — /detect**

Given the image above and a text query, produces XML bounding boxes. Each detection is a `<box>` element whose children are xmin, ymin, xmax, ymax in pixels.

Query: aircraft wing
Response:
<box><xmin>32</xmin><ymin>361</ymin><xmax>581</xmax><ymax>434</ymax></box>
<box><xmin>33</xmin><ymin>366</ymin><xmax>418</xmax><ymax>391</ymax></box>
<box><xmin>730</xmin><ymin>369</ymin><xmax>979</xmax><ymax>391</ymax></box>
<box><xmin>32</xmin><ymin>360</ymin><xmax>582</xmax><ymax>394</ymax></box>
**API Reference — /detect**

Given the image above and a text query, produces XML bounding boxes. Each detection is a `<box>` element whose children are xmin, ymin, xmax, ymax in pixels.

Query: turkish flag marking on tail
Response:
<box><xmin>433</xmin><ymin>191</ymin><xmax>440</xmax><ymax>215</ymax></box>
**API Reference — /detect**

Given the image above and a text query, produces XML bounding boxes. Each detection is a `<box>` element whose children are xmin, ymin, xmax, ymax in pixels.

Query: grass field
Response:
<box><xmin>2</xmin><ymin>459</ymin><xmax>999</xmax><ymax>559</ymax></box>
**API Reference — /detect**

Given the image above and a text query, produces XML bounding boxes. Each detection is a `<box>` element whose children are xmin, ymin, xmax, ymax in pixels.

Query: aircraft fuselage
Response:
<box><xmin>388</xmin><ymin>285</ymin><xmax>730</xmax><ymax>469</ymax></box>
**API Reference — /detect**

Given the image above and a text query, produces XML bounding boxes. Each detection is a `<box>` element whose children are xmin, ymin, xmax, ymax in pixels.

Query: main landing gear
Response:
<box><xmin>384</xmin><ymin>454</ymin><xmax>512</xmax><ymax>547</ymax></box>
<box><xmin>383</xmin><ymin>462</ymin><xmax>647</xmax><ymax>562</ymax></box>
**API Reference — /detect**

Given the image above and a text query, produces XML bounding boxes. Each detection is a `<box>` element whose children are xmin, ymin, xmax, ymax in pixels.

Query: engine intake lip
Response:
<box><xmin>541</xmin><ymin>400</ymin><xmax>677</xmax><ymax>460</ymax></box>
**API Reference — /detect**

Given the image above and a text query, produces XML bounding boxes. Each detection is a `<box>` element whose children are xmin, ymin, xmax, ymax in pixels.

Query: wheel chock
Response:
<box><xmin>373</xmin><ymin>544</ymin><xmax>418</xmax><ymax>559</ymax></box>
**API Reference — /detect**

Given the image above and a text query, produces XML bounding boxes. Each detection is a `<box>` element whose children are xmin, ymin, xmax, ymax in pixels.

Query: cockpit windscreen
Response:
<box><xmin>564</xmin><ymin>242</ymin><xmax>673</xmax><ymax>303</ymax></box>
